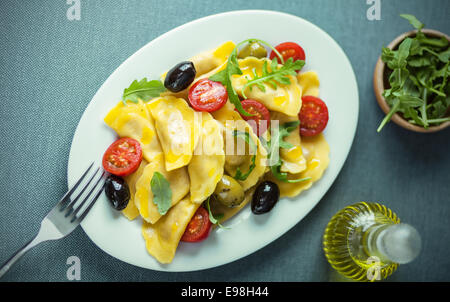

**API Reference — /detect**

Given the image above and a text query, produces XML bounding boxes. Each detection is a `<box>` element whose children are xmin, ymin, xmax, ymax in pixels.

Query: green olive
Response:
<box><xmin>225</xmin><ymin>154</ymin><xmax>247</xmax><ymax>167</ymax></box>
<box><xmin>224</xmin><ymin>130</ymin><xmax>250</xmax><ymax>167</ymax></box>
<box><xmin>237</xmin><ymin>41</ymin><xmax>268</xmax><ymax>59</ymax></box>
<box><xmin>214</xmin><ymin>175</ymin><xmax>245</xmax><ymax>208</ymax></box>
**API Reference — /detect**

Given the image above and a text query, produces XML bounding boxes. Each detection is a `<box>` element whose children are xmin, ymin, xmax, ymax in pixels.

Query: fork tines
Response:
<box><xmin>59</xmin><ymin>163</ymin><xmax>105</xmax><ymax>223</ymax></box>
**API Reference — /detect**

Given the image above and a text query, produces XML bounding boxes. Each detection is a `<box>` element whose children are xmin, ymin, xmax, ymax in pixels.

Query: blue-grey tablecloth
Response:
<box><xmin>1</xmin><ymin>0</ymin><xmax>449</xmax><ymax>281</ymax></box>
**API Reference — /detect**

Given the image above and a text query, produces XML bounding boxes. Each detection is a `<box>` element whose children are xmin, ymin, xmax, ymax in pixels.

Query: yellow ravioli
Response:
<box><xmin>188</xmin><ymin>112</ymin><xmax>225</xmax><ymax>203</ymax></box>
<box><xmin>270</xmin><ymin>111</ymin><xmax>307</xmax><ymax>174</ymax></box>
<box><xmin>142</xmin><ymin>196</ymin><xmax>201</xmax><ymax>264</ymax></box>
<box><xmin>122</xmin><ymin>159</ymin><xmax>148</xmax><ymax>220</ymax></box>
<box><xmin>297</xmin><ymin>71</ymin><xmax>320</xmax><ymax>97</ymax></box>
<box><xmin>266</xmin><ymin>134</ymin><xmax>329</xmax><ymax>197</ymax></box>
<box><xmin>134</xmin><ymin>154</ymin><xmax>190</xmax><ymax>224</ymax></box>
<box><xmin>147</xmin><ymin>96</ymin><xmax>200</xmax><ymax>171</ymax></box>
<box><xmin>190</xmin><ymin>41</ymin><xmax>236</xmax><ymax>77</ymax></box>
<box><xmin>104</xmin><ymin>101</ymin><xmax>162</xmax><ymax>162</ymax></box>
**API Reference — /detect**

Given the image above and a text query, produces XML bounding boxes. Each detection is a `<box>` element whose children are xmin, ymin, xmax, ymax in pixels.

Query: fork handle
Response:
<box><xmin>0</xmin><ymin>217</ymin><xmax>59</xmax><ymax>279</ymax></box>
<box><xmin>0</xmin><ymin>234</ymin><xmax>42</xmax><ymax>278</ymax></box>
<box><xmin>0</xmin><ymin>218</ymin><xmax>65</xmax><ymax>278</ymax></box>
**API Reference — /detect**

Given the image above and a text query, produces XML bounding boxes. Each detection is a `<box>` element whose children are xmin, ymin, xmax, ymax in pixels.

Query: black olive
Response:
<box><xmin>164</xmin><ymin>61</ymin><xmax>196</xmax><ymax>92</ymax></box>
<box><xmin>104</xmin><ymin>175</ymin><xmax>130</xmax><ymax>211</ymax></box>
<box><xmin>251</xmin><ymin>181</ymin><xmax>280</xmax><ymax>215</ymax></box>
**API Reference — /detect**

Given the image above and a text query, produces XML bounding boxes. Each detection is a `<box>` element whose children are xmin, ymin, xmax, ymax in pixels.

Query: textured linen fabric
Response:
<box><xmin>0</xmin><ymin>0</ymin><xmax>449</xmax><ymax>282</ymax></box>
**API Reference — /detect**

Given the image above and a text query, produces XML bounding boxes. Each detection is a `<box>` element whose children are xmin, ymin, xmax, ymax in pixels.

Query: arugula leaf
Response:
<box><xmin>434</xmin><ymin>62</ymin><xmax>449</xmax><ymax>80</ymax></box>
<box><xmin>209</xmin><ymin>63</ymin><xmax>249</xmax><ymax>116</ymax></box>
<box><xmin>270</xmin><ymin>165</ymin><xmax>312</xmax><ymax>184</ymax></box>
<box><xmin>408</xmin><ymin>55</ymin><xmax>432</xmax><ymax>67</ymax></box>
<box><xmin>400</xmin><ymin>14</ymin><xmax>424</xmax><ymax>30</ymax></box>
<box><xmin>234</xmin><ymin>156</ymin><xmax>256</xmax><ymax>181</ymax></box>
<box><xmin>267</xmin><ymin>121</ymin><xmax>311</xmax><ymax>183</ymax></box>
<box><xmin>378</xmin><ymin>14</ymin><xmax>449</xmax><ymax>132</ymax></box>
<box><xmin>122</xmin><ymin>78</ymin><xmax>166</xmax><ymax>105</ymax></box>
<box><xmin>397</xmin><ymin>38</ymin><xmax>413</xmax><ymax>64</ymax></box>
<box><xmin>404</xmin><ymin>106</ymin><xmax>424</xmax><ymax>126</ymax></box>
<box><xmin>241</xmin><ymin>57</ymin><xmax>305</xmax><ymax>99</ymax></box>
<box><xmin>150</xmin><ymin>172</ymin><xmax>172</xmax><ymax>215</ymax></box>
<box><xmin>397</xmin><ymin>95</ymin><xmax>424</xmax><ymax>107</ymax></box>
<box><xmin>209</xmin><ymin>39</ymin><xmax>262</xmax><ymax>117</ymax></box>
<box><xmin>427</xmin><ymin>117</ymin><xmax>450</xmax><ymax>124</ymax></box>
<box><xmin>409</xmin><ymin>39</ymin><xmax>422</xmax><ymax>56</ymax></box>
<box><xmin>402</xmin><ymin>77</ymin><xmax>420</xmax><ymax>97</ymax></box>
<box><xmin>420</xmin><ymin>88</ymin><xmax>429</xmax><ymax>127</ymax></box>
<box><xmin>389</xmin><ymin>67</ymin><xmax>410</xmax><ymax>88</ymax></box>
<box><xmin>266</xmin><ymin>121</ymin><xmax>297</xmax><ymax>166</ymax></box>
<box><xmin>431</xmin><ymin>100</ymin><xmax>447</xmax><ymax>117</ymax></box>
<box><xmin>419</xmin><ymin>36</ymin><xmax>449</xmax><ymax>49</ymax></box>
<box><xmin>209</xmin><ymin>38</ymin><xmax>288</xmax><ymax>117</ymax></box>
<box><xmin>438</xmin><ymin>48</ymin><xmax>450</xmax><ymax>63</ymax></box>
<box><xmin>378</xmin><ymin>98</ymin><xmax>401</xmax><ymax>132</ymax></box>
<box><xmin>382</xmin><ymin>47</ymin><xmax>396</xmax><ymax>64</ymax></box>
<box><xmin>205</xmin><ymin>197</ymin><xmax>229</xmax><ymax>229</ymax></box>
<box><xmin>232</xmin><ymin>130</ymin><xmax>257</xmax><ymax>181</ymax></box>
<box><xmin>439</xmin><ymin>62</ymin><xmax>450</xmax><ymax>93</ymax></box>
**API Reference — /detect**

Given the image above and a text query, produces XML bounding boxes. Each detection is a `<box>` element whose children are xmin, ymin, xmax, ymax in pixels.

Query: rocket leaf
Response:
<box><xmin>122</xmin><ymin>78</ymin><xmax>166</xmax><ymax>105</ymax></box>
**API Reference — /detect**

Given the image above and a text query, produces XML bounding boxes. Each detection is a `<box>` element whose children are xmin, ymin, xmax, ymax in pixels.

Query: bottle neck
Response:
<box><xmin>363</xmin><ymin>223</ymin><xmax>422</xmax><ymax>265</ymax></box>
<box><xmin>363</xmin><ymin>224</ymin><xmax>393</xmax><ymax>263</ymax></box>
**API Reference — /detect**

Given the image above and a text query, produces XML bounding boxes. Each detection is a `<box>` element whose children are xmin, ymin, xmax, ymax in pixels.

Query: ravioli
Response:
<box><xmin>297</xmin><ymin>71</ymin><xmax>320</xmax><ymax>97</ymax></box>
<box><xmin>212</xmin><ymin>101</ymin><xmax>268</xmax><ymax>191</ymax></box>
<box><xmin>147</xmin><ymin>96</ymin><xmax>200</xmax><ymax>171</ymax></box>
<box><xmin>271</xmin><ymin>112</ymin><xmax>307</xmax><ymax>175</ymax></box>
<box><xmin>142</xmin><ymin>196</ymin><xmax>201</xmax><ymax>264</ymax></box>
<box><xmin>104</xmin><ymin>101</ymin><xmax>162</xmax><ymax>162</ymax></box>
<box><xmin>134</xmin><ymin>153</ymin><xmax>190</xmax><ymax>224</ymax></box>
<box><xmin>231</xmin><ymin>57</ymin><xmax>303</xmax><ymax>116</ymax></box>
<box><xmin>190</xmin><ymin>41</ymin><xmax>236</xmax><ymax>77</ymax></box>
<box><xmin>188</xmin><ymin>112</ymin><xmax>225</xmax><ymax>203</ymax></box>
<box><xmin>266</xmin><ymin>134</ymin><xmax>329</xmax><ymax>197</ymax></box>
<box><xmin>122</xmin><ymin>159</ymin><xmax>148</xmax><ymax>220</ymax></box>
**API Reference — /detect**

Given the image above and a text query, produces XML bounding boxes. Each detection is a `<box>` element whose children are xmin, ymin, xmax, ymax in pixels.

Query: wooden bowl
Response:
<box><xmin>373</xmin><ymin>29</ymin><xmax>450</xmax><ymax>133</ymax></box>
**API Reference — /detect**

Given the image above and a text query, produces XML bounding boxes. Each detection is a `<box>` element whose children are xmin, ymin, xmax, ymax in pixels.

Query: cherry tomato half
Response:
<box><xmin>188</xmin><ymin>79</ymin><xmax>228</xmax><ymax>112</ymax></box>
<box><xmin>298</xmin><ymin>96</ymin><xmax>329</xmax><ymax>137</ymax></box>
<box><xmin>270</xmin><ymin>42</ymin><xmax>306</xmax><ymax>64</ymax></box>
<box><xmin>236</xmin><ymin>99</ymin><xmax>271</xmax><ymax>136</ymax></box>
<box><xmin>181</xmin><ymin>207</ymin><xmax>212</xmax><ymax>242</ymax></box>
<box><xmin>102</xmin><ymin>137</ymin><xmax>143</xmax><ymax>176</ymax></box>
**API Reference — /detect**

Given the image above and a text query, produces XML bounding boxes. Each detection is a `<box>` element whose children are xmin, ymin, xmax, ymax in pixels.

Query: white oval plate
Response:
<box><xmin>67</xmin><ymin>10</ymin><xmax>358</xmax><ymax>272</ymax></box>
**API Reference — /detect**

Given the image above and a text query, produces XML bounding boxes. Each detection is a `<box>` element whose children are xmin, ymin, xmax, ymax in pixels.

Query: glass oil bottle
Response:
<box><xmin>323</xmin><ymin>202</ymin><xmax>421</xmax><ymax>282</ymax></box>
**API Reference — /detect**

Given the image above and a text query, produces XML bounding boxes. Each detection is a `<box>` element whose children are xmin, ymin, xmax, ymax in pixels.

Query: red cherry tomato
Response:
<box><xmin>188</xmin><ymin>79</ymin><xmax>228</xmax><ymax>112</ymax></box>
<box><xmin>299</xmin><ymin>96</ymin><xmax>329</xmax><ymax>137</ymax></box>
<box><xmin>181</xmin><ymin>207</ymin><xmax>212</xmax><ymax>242</ymax></box>
<box><xmin>236</xmin><ymin>99</ymin><xmax>271</xmax><ymax>136</ymax></box>
<box><xmin>270</xmin><ymin>42</ymin><xmax>306</xmax><ymax>65</ymax></box>
<box><xmin>102</xmin><ymin>137</ymin><xmax>143</xmax><ymax>176</ymax></box>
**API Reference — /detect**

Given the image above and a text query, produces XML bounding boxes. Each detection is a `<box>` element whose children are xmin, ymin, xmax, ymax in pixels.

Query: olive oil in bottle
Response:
<box><xmin>323</xmin><ymin>202</ymin><xmax>421</xmax><ymax>282</ymax></box>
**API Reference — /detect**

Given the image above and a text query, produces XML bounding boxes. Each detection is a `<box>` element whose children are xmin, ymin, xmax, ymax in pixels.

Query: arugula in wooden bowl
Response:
<box><xmin>374</xmin><ymin>14</ymin><xmax>450</xmax><ymax>133</ymax></box>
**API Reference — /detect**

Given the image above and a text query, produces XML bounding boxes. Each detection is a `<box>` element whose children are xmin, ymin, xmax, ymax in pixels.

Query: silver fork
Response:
<box><xmin>0</xmin><ymin>163</ymin><xmax>105</xmax><ymax>278</ymax></box>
